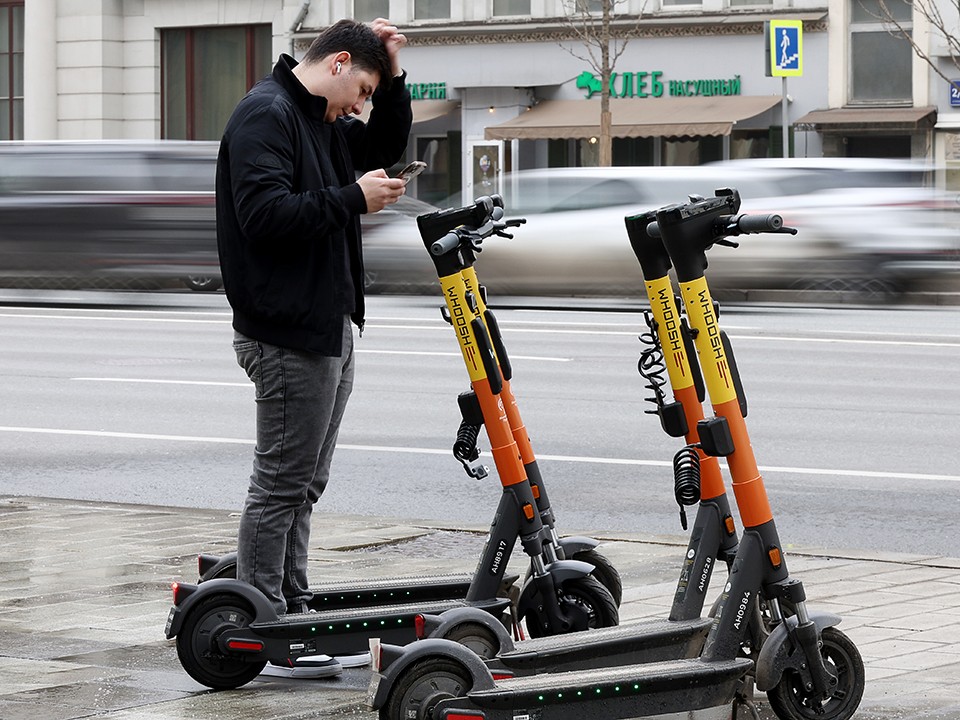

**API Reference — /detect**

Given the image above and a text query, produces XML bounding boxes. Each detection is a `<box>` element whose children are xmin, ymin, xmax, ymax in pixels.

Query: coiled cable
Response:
<box><xmin>673</xmin><ymin>444</ymin><xmax>702</xmax><ymax>530</ymax></box>
<box><xmin>637</xmin><ymin>310</ymin><xmax>668</xmax><ymax>416</ymax></box>
<box><xmin>453</xmin><ymin>420</ymin><xmax>482</xmax><ymax>464</ymax></box>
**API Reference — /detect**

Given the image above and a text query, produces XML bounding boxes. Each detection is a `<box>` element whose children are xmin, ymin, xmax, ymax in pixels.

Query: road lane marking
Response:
<box><xmin>2</xmin><ymin>425</ymin><xmax>958</xmax><ymax>484</ymax></box>
<box><xmin>73</xmin><ymin>377</ymin><xmax>249</xmax><ymax>387</ymax></box>
<box><xmin>2</xmin><ymin>310</ymin><xmax>958</xmax><ymax>346</ymax></box>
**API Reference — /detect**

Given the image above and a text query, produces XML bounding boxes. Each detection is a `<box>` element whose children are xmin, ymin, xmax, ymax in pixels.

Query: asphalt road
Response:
<box><xmin>1</xmin><ymin>291</ymin><xmax>959</xmax><ymax>558</ymax></box>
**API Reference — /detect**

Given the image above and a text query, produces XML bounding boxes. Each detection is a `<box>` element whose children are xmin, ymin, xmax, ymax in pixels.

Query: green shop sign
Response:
<box><xmin>576</xmin><ymin>71</ymin><xmax>742</xmax><ymax>99</ymax></box>
<box><xmin>410</xmin><ymin>82</ymin><xmax>447</xmax><ymax>100</ymax></box>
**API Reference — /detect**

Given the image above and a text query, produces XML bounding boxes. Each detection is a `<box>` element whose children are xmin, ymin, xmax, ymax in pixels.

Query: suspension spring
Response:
<box><xmin>673</xmin><ymin>444</ymin><xmax>702</xmax><ymax>531</ymax></box>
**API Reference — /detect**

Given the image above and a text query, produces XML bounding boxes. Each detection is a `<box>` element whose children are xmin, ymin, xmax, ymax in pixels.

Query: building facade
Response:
<box><xmin>8</xmin><ymin>0</ymin><xmax>960</xmax><ymax>195</ymax></box>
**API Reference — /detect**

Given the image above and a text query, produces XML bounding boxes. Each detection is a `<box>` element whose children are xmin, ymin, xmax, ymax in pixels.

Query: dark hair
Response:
<box><xmin>302</xmin><ymin>19</ymin><xmax>392</xmax><ymax>90</ymax></box>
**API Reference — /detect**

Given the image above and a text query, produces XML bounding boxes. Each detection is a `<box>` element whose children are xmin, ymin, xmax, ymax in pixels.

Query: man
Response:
<box><xmin>216</xmin><ymin>18</ymin><xmax>412</xmax><ymax>678</ymax></box>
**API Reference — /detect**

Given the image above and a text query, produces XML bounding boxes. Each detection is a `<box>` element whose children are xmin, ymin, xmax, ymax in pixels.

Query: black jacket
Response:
<box><xmin>216</xmin><ymin>54</ymin><xmax>412</xmax><ymax>354</ymax></box>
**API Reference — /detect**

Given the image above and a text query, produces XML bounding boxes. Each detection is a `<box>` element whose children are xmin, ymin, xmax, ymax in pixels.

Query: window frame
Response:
<box><xmin>0</xmin><ymin>0</ymin><xmax>24</xmax><ymax>140</ymax></box>
<box><xmin>160</xmin><ymin>24</ymin><xmax>271</xmax><ymax>141</ymax></box>
<box><xmin>848</xmin><ymin>0</ymin><xmax>914</xmax><ymax>105</ymax></box>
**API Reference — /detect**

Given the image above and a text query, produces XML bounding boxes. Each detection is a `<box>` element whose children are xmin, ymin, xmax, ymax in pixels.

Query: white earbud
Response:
<box><xmin>336</xmin><ymin>61</ymin><xmax>342</xmax><ymax>74</ymax></box>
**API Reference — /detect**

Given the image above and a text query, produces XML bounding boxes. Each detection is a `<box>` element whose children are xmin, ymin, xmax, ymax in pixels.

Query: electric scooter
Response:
<box><xmin>388</xmin><ymin>195</ymin><xmax>754</xmax><ymax>681</ymax></box>
<box><xmin>163</xmin><ymin>200</ymin><xmax>621</xmax><ymax>691</ymax></box>
<box><xmin>415</xmin><ymin>195</ymin><xmax>619</xmax><ymax>639</ymax></box>
<box><xmin>366</xmin><ymin>190</ymin><xmax>865</xmax><ymax>720</ymax></box>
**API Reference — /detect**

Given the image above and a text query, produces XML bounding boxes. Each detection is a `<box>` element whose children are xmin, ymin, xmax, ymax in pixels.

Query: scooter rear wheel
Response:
<box><xmin>380</xmin><ymin>657</ymin><xmax>472</xmax><ymax>720</ymax></box>
<box><xmin>766</xmin><ymin>626</ymin><xmax>864</xmax><ymax>720</ymax></box>
<box><xmin>523</xmin><ymin>574</ymin><xmax>619</xmax><ymax>638</ymax></box>
<box><xmin>176</xmin><ymin>593</ymin><xmax>265</xmax><ymax>689</ymax></box>
<box><xmin>441</xmin><ymin>621</ymin><xmax>501</xmax><ymax>659</ymax></box>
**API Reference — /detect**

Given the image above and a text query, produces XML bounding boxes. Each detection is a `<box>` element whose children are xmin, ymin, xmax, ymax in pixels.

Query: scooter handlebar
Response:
<box><xmin>431</xmin><ymin>232</ymin><xmax>462</xmax><ymax>256</ymax></box>
<box><xmin>725</xmin><ymin>213</ymin><xmax>788</xmax><ymax>234</ymax></box>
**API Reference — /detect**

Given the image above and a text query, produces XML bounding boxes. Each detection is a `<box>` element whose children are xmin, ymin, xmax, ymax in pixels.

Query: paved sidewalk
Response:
<box><xmin>1</xmin><ymin>495</ymin><xmax>959</xmax><ymax>720</ymax></box>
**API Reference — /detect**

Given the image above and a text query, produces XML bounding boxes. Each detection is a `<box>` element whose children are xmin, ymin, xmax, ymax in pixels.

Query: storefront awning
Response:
<box><xmin>484</xmin><ymin>95</ymin><xmax>782</xmax><ymax>140</ymax></box>
<box><xmin>794</xmin><ymin>106</ymin><xmax>937</xmax><ymax>131</ymax></box>
<box><xmin>359</xmin><ymin>99</ymin><xmax>460</xmax><ymax>124</ymax></box>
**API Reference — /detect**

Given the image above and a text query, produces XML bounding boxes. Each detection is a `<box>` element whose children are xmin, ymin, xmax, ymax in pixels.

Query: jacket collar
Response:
<box><xmin>273</xmin><ymin>53</ymin><xmax>329</xmax><ymax>122</ymax></box>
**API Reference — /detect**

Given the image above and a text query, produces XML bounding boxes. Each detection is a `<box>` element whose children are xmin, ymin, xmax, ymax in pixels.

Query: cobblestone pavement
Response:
<box><xmin>1</xmin><ymin>495</ymin><xmax>958</xmax><ymax>720</ymax></box>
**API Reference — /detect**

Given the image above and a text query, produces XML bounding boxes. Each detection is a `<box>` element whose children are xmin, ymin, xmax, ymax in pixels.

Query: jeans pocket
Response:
<box><xmin>233</xmin><ymin>339</ymin><xmax>263</xmax><ymax>398</ymax></box>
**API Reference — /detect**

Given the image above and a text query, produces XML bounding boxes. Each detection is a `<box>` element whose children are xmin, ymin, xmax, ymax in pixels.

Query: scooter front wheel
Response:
<box><xmin>571</xmin><ymin>548</ymin><xmax>623</xmax><ymax>608</ymax></box>
<box><xmin>523</xmin><ymin>574</ymin><xmax>619</xmax><ymax>638</ymax></box>
<box><xmin>766</xmin><ymin>626</ymin><xmax>864</xmax><ymax>720</ymax></box>
<box><xmin>380</xmin><ymin>657</ymin><xmax>472</xmax><ymax>720</ymax></box>
<box><xmin>175</xmin><ymin>593</ymin><xmax>265</xmax><ymax>689</ymax></box>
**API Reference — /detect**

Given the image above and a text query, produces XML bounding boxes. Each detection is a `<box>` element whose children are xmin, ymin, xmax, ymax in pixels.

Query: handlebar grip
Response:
<box><xmin>735</xmin><ymin>214</ymin><xmax>783</xmax><ymax>233</ymax></box>
<box><xmin>431</xmin><ymin>231</ymin><xmax>461</xmax><ymax>256</ymax></box>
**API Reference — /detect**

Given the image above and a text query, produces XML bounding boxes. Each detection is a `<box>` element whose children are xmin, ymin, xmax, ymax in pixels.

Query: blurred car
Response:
<box><xmin>0</xmin><ymin>140</ymin><xmax>222</xmax><ymax>291</ymax></box>
<box><xmin>368</xmin><ymin>164</ymin><xmax>960</xmax><ymax>297</ymax></box>
<box><xmin>0</xmin><ymin>140</ymin><xmax>435</xmax><ymax>294</ymax></box>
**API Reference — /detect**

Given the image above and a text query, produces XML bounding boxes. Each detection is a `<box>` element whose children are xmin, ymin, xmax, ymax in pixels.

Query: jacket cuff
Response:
<box><xmin>376</xmin><ymin>70</ymin><xmax>409</xmax><ymax>100</ymax></box>
<box><xmin>342</xmin><ymin>182</ymin><xmax>368</xmax><ymax>215</ymax></box>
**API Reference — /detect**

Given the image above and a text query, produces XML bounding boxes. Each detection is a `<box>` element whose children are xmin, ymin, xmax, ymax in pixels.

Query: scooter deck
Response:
<box><xmin>455</xmin><ymin>656</ymin><xmax>752</xmax><ymax>719</ymax></box>
<box><xmin>305</xmin><ymin>572</ymin><xmax>479</xmax><ymax>610</ymax></box>
<box><xmin>247</xmin><ymin>597</ymin><xmax>509</xmax><ymax>657</ymax></box>
<box><xmin>489</xmin><ymin>616</ymin><xmax>712</xmax><ymax>674</ymax></box>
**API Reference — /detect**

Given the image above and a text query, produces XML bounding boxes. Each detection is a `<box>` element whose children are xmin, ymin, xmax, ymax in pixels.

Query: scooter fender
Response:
<box><xmin>754</xmin><ymin>611</ymin><xmax>842</xmax><ymax>691</ymax></box>
<box><xmin>198</xmin><ymin>551</ymin><xmax>237</xmax><ymax>582</ymax></box>
<box><xmin>368</xmin><ymin>638</ymin><xmax>497</xmax><ymax>710</ymax></box>
<box><xmin>164</xmin><ymin>578</ymin><xmax>279</xmax><ymax>639</ymax></box>
<box><xmin>422</xmin><ymin>607</ymin><xmax>516</xmax><ymax>653</ymax></box>
<box><xmin>556</xmin><ymin>535</ymin><xmax>599</xmax><ymax>557</ymax></box>
<box><xmin>516</xmin><ymin>558</ymin><xmax>595</xmax><ymax>615</ymax></box>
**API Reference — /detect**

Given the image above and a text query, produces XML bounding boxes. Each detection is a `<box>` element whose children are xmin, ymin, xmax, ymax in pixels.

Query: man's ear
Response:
<box><xmin>332</xmin><ymin>51</ymin><xmax>351</xmax><ymax>75</ymax></box>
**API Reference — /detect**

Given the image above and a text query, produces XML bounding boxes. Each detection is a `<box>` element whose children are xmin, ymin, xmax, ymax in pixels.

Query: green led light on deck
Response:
<box><xmin>363</xmin><ymin>622</ymin><xmax>369</xmax><ymax>627</ymax></box>
<box><xmin>595</xmin><ymin>688</ymin><xmax>602</xmax><ymax>695</ymax></box>
<box><xmin>328</xmin><ymin>625</ymin><xmax>335</xmax><ymax>630</ymax></box>
<box><xmin>537</xmin><ymin>695</ymin><xmax>545</xmax><ymax>702</ymax></box>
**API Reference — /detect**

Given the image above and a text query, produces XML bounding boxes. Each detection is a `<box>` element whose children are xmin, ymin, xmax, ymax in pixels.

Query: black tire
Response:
<box><xmin>571</xmin><ymin>548</ymin><xmax>623</xmax><ymax>608</ymax></box>
<box><xmin>766</xmin><ymin>626</ymin><xmax>864</xmax><ymax>720</ymax></box>
<box><xmin>380</xmin><ymin>657</ymin><xmax>472</xmax><ymax>720</ymax></box>
<box><xmin>175</xmin><ymin>593</ymin><xmax>265</xmax><ymax>689</ymax></box>
<box><xmin>441</xmin><ymin>621</ymin><xmax>501</xmax><ymax>659</ymax></box>
<box><xmin>524</xmin><ymin>574</ymin><xmax>619</xmax><ymax>639</ymax></box>
<box><xmin>184</xmin><ymin>275</ymin><xmax>222</xmax><ymax>292</ymax></box>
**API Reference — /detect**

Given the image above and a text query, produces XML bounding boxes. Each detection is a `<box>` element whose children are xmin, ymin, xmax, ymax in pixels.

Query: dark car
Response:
<box><xmin>0</xmin><ymin>140</ymin><xmax>222</xmax><ymax>290</ymax></box>
<box><xmin>0</xmin><ymin>140</ymin><xmax>438</xmax><ymax>293</ymax></box>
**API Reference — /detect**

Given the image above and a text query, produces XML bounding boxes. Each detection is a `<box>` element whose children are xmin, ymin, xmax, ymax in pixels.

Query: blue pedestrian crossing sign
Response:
<box><xmin>767</xmin><ymin>20</ymin><xmax>803</xmax><ymax>77</ymax></box>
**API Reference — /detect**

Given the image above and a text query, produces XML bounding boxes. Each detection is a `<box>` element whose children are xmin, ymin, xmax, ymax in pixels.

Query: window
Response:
<box><xmin>354</xmin><ymin>0</ymin><xmax>390</xmax><ymax>22</ymax></box>
<box><xmin>0</xmin><ymin>1</ymin><xmax>24</xmax><ymax>140</ymax></box>
<box><xmin>849</xmin><ymin>0</ymin><xmax>913</xmax><ymax>103</ymax></box>
<box><xmin>494</xmin><ymin>0</ymin><xmax>531</xmax><ymax>14</ymax></box>
<box><xmin>415</xmin><ymin>0</ymin><xmax>451</xmax><ymax>19</ymax></box>
<box><xmin>162</xmin><ymin>25</ymin><xmax>273</xmax><ymax>140</ymax></box>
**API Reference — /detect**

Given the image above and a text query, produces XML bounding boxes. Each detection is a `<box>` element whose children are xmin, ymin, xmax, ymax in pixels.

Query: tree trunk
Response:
<box><xmin>599</xmin><ymin>0</ymin><xmax>613</xmax><ymax>167</ymax></box>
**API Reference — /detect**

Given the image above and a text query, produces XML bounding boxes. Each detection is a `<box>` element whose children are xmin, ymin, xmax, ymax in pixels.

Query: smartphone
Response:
<box><xmin>395</xmin><ymin>161</ymin><xmax>427</xmax><ymax>184</ymax></box>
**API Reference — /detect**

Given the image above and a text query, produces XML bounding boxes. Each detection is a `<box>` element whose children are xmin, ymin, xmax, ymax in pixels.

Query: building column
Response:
<box><xmin>23</xmin><ymin>0</ymin><xmax>59</xmax><ymax>139</ymax></box>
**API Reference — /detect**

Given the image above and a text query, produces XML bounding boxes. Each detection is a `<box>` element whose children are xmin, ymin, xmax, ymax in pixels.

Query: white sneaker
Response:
<box><xmin>335</xmin><ymin>651</ymin><xmax>371</xmax><ymax>668</ymax></box>
<box><xmin>259</xmin><ymin>654</ymin><xmax>342</xmax><ymax>679</ymax></box>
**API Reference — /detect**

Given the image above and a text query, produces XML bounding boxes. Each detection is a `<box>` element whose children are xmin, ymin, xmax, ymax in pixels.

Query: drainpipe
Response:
<box><xmin>289</xmin><ymin>0</ymin><xmax>311</xmax><ymax>57</ymax></box>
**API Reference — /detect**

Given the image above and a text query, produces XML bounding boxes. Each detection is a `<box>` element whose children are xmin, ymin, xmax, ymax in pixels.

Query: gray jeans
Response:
<box><xmin>232</xmin><ymin>318</ymin><xmax>355</xmax><ymax>615</ymax></box>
